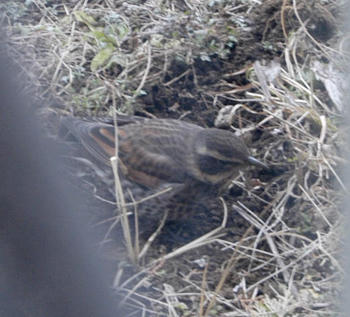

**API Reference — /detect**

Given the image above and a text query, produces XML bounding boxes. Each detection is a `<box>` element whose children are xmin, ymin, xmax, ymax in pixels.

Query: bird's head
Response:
<box><xmin>191</xmin><ymin>128</ymin><xmax>267</xmax><ymax>186</ymax></box>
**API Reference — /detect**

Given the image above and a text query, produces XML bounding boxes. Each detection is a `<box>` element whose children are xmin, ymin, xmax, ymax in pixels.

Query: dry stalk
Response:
<box><xmin>111</xmin><ymin>108</ymin><xmax>136</xmax><ymax>263</ymax></box>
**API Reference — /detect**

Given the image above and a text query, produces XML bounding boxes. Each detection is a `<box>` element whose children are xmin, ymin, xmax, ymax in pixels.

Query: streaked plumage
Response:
<box><xmin>61</xmin><ymin>115</ymin><xmax>266</xmax><ymax>225</ymax></box>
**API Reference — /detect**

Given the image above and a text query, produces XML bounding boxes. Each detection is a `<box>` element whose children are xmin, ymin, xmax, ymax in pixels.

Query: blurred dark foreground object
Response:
<box><xmin>340</xmin><ymin>5</ymin><xmax>350</xmax><ymax>315</ymax></box>
<box><xmin>0</xmin><ymin>40</ymin><xmax>121</xmax><ymax>315</ymax></box>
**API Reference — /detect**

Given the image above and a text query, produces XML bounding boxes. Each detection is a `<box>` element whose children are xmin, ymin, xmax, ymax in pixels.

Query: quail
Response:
<box><xmin>61</xmin><ymin>115</ymin><xmax>266</xmax><ymax>227</ymax></box>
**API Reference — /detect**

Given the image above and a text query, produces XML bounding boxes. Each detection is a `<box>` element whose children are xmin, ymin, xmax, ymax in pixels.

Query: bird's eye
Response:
<box><xmin>197</xmin><ymin>155</ymin><xmax>236</xmax><ymax>175</ymax></box>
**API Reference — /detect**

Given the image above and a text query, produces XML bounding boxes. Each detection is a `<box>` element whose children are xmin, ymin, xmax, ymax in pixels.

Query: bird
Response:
<box><xmin>61</xmin><ymin>115</ymin><xmax>267</xmax><ymax>229</ymax></box>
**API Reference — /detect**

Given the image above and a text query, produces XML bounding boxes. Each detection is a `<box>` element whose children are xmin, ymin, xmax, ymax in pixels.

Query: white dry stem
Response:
<box><xmin>111</xmin><ymin>109</ymin><xmax>136</xmax><ymax>263</ymax></box>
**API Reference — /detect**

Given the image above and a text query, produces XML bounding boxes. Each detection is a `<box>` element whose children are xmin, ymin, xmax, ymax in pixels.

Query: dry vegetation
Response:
<box><xmin>1</xmin><ymin>0</ymin><xmax>348</xmax><ymax>316</ymax></box>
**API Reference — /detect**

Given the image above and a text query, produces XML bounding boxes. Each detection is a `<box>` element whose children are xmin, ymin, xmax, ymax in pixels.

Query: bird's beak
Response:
<box><xmin>247</xmin><ymin>156</ymin><xmax>268</xmax><ymax>169</ymax></box>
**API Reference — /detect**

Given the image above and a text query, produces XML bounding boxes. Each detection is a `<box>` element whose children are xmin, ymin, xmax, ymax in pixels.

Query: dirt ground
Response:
<box><xmin>1</xmin><ymin>0</ymin><xmax>346</xmax><ymax>316</ymax></box>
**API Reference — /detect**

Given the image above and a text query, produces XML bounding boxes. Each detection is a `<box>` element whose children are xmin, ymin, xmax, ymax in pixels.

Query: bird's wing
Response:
<box><xmin>61</xmin><ymin>116</ymin><xmax>115</xmax><ymax>164</ymax></box>
<box><xmin>120</xmin><ymin>123</ymin><xmax>198</xmax><ymax>188</ymax></box>
<box><xmin>61</xmin><ymin>117</ymin><xmax>194</xmax><ymax>188</ymax></box>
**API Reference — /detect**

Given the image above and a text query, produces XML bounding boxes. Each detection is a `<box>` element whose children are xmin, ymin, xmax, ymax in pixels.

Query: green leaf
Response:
<box><xmin>92</xmin><ymin>30</ymin><xmax>117</xmax><ymax>46</ymax></box>
<box><xmin>90</xmin><ymin>44</ymin><xmax>115</xmax><ymax>72</ymax></box>
<box><xmin>74</xmin><ymin>11</ymin><xmax>98</xmax><ymax>29</ymax></box>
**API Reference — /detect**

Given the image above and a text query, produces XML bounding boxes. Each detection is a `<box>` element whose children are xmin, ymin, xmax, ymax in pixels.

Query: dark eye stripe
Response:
<box><xmin>197</xmin><ymin>155</ymin><xmax>236</xmax><ymax>175</ymax></box>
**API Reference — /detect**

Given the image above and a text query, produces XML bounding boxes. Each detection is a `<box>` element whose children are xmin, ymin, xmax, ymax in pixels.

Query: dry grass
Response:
<box><xmin>1</xmin><ymin>0</ymin><xmax>347</xmax><ymax>316</ymax></box>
